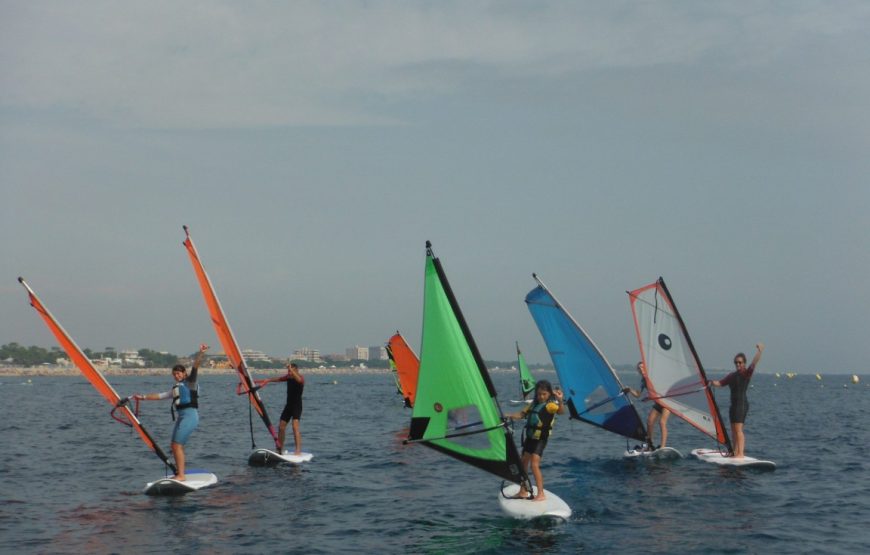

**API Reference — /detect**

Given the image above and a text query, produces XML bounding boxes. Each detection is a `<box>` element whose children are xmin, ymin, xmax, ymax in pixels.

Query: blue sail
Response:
<box><xmin>525</xmin><ymin>276</ymin><xmax>646</xmax><ymax>441</ymax></box>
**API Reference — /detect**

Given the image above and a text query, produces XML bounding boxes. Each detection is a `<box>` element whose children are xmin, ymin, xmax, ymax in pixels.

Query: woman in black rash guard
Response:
<box><xmin>710</xmin><ymin>343</ymin><xmax>765</xmax><ymax>458</ymax></box>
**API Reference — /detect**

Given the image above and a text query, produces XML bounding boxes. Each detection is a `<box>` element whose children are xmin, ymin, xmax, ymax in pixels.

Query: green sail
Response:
<box><xmin>408</xmin><ymin>245</ymin><xmax>527</xmax><ymax>485</ymax></box>
<box><xmin>516</xmin><ymin>342</ymin><xmax>536</xmax><ymax>399</ymax></box>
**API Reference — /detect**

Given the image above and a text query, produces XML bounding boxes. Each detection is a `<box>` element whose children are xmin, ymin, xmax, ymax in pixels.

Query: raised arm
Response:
<box><xmin>749</xmin><ymin>342</ymin><xmax>764</xmax><ymax>369</ymax></box>
<box><xmin>188</xmin><ymin>343</ymin><xmax>209</xmax><ymax>383</ymax></box>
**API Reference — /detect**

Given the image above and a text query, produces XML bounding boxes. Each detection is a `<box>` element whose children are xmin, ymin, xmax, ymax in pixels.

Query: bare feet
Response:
<box><xmin>532</xmin><ymin>494</ymin><xmax>547</xmax><ymax>502</ymax></box>
<box><xmin>172</xmin><ymin>475</ymin><xmax>186</xmax><ymax>481</ymax></box>
<box><xmin>511</xmin><ymin>489</ymin><xmax>529</xmax><ymax>499</ymax></box>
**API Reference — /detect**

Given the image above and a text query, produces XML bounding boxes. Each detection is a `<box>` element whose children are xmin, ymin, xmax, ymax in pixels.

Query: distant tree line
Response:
<box><xmin>2</xmin><ymin>343</ymin><xmax>556</xmax><ymax>370</ymax></box>
<box><xmin>0</xmin><ymin>343</ymin><xmax>181</xmax><ymax>368</ymax></box>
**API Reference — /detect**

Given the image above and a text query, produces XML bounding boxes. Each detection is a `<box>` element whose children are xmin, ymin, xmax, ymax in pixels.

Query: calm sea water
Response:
<box><xmin>1</xmin><ymin>371</ymin><xmax>868</xmax><ymax>554</ymax></box>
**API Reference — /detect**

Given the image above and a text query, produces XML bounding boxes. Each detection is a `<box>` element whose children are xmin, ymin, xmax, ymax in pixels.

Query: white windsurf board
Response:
<box><xmin>691</xmin><ymin>448</ymin><xmax>776</xmax><ymax>470</ymax></box>
<box><xmin>248</xmin><ymin>448</ymin><xmax>314</xmax><ymax>466</ymax></box>
<box><xmin>498</xmin><ymin>483</ymin><xmax>571</xmax><ymax>520</ymax></box>
<box><xmin>143</xmin><ymin>470</ymin><xmax>218</xmax><ymax>495</ymax></box>
<box><xmin>624</xmin><ymin>446</ymin><xmax>682</xmax><ymax>460</ymax></box>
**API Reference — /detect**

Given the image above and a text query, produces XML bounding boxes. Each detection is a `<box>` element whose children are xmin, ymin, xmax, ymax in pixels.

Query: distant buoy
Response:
<box><xmin>852</xmin><ymin>375</ymin><xmax>860</xmax><ymax>384</ymax></box>
<box><xmin>333</xmin><ymin>380</ymin><xmax>338</xmax><ymax>385</ymax></box>
<box><xmin>815</xmin><ymin>373</ymin><xmax>822</xmax><ymax>380</ymax></box>
<box><xmin>774</xmin><ymin>372</ymin><xmax>781</xmax><ymax>378</ymax></box>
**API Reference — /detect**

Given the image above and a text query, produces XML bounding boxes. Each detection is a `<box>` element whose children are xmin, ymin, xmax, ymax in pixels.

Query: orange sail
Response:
<box><xmin>387</xmin><ymin>332</ymin><xmax>420</xmax><ymax>408</ymax></box>
<box><xmin>182</xmin><ymin>226</ymin><xmax>279</xmax><ymax>448</ymax></box>
<box><xmin>18</xmin><ymin>277</ymin><xmax>176</xmax><ymax>472</ymax></box>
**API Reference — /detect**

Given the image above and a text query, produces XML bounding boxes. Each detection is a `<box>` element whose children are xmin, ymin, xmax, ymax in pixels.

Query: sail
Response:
<box><xmin>525</xmin><ymin>275</ymin><xmax>647</xmax><ymax>441</ymax></box>
<box><xmin>515</xmin><ymin>342</ymin><xmax>536</xmax><ymax>399</ymax></box>
<box><xmin>18</xmin><ymin>278</ymin><xmax>176</xmax><ymax>472</ymax></box>
<box><xmin>386</xmin><ymin>332</ymin><xmax>419</xmax><ymax>408</ymax></box>
<box><xmin>628</xmin><ymin>278</ymin><xmax>731</xmax><ymax>450</ymax></box>
<box><xmin>387</xmin><ymin>347</ymin><xmax>404</xmax><ymax>397</ymax></box>
<box><xmin>408</xmin><ymin>243</ymin><xmax>528</xmax><ymax>485</ymax></box>
<box><xmin>182</xmin><ymin>226</ymin><xmax>279</xmax><ymax>448</ymax></box>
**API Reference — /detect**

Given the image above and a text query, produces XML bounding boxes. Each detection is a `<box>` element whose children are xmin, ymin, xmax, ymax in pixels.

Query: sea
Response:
<box><xmin>1</xmin><ymin>371</ymin><xmax>868</xmax><ymax>554</ymax></box>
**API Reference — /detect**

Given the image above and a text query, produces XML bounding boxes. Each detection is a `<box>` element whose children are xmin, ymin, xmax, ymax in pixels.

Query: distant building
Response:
<box><xmin>119</xmin><ymin>349</ymin><xmax>146</xmax><ymax>367</ymax></box>
<box><xmin>242</xmin><ymin>349</ymin><xmax>272</xmax><ymax>363</ymax></box>
<box><xmin>291</xmin><ymin>347</ymin><xmax>323</xmax><ymax>363</ymax></box>
<box><xmin>368</xmin><ymin>346</ymin><xmax>388</xmax><ymax>361</ymax></box>
<box><xmin>324</xmin><ymin>353</ymin><xmax>349</xmax><ymax>362</ymax></box>
<box><xmin>346</xmin><ymin>345</ymin><xmax>369</xmax><ymax>360</ymax></box>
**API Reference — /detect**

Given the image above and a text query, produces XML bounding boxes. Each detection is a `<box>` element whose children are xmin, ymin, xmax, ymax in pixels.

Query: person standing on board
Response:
<box><xmin>258</xmin><ymin>362</ymin><xmax>304</xmax><ymax>455</ymax></box>
<box><xmin>507</xmin><ymin>380</ymin><xmax>566</xmax><ymax>502</ymax></box>
<box><xmin>134</xmin><ymin>343</ymin><xmax>208</xmax><ymax>481</ymax></box>
<box><xmin>625</xmin><ymin>361</ymin><xmax>671</xmax><ymax>450</ymax></box>
<box><xmin>709</xmin><ymin>343</ymin><xmax>764</xmax><ymax>458</ymax></box>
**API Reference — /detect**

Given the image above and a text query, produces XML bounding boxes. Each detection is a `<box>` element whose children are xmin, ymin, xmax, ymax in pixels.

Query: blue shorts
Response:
<box><xmin>171</xmin><ymin>408</ymin><xmax>199</xmax><ymax>445</ymax></box>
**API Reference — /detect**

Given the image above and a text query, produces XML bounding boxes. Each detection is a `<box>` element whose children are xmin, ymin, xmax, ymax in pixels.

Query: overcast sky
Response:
<box><xmin>2</xmin><ymin>1</ymin><xmax>868</xmax><ymax>373</ymax></box>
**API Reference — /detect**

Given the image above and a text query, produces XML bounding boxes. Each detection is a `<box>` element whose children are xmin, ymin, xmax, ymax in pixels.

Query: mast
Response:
<box><xmin>19</xmin><ymin>277</ymin><xmax>176</xmax><ymax>473</ymax></box>
<box><xmin>181</xmin><ymin>226</ymin><xmax>279</xmax><ymax>449</ymax></box>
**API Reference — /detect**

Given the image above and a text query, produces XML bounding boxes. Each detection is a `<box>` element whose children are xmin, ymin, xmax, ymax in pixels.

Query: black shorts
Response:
<box><xmin>729</xmin><ymin>402</ymin><xmax>748</xmax><ymax>424</ymax></box>
<box><xmin>522</xmin><ymin>437</ymin><xmax>548</xmax><ymax>457</ymax></box>
<box><xmin>280</xmin><ymin>402</ymin><xmax>302</xmax><ymax>422</ymax></box>
<box><xmin>652</xmin><ymin>403</ymin><xmax>664</xmax><ymax>414</ymax></box>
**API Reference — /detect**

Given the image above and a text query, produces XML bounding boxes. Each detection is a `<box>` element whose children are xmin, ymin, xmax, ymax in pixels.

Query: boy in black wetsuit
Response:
<box><xmin>259</xmin><ymin>363</ymin><xmax>304</xmax><ymax>455</ymax></box>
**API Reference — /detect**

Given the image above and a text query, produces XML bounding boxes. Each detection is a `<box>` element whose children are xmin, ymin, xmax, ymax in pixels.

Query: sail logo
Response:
<box><xmin>434</xmin><ymin>402</ymin><xmax>444</xmax><ymax>413</ymax></box>
<box><xmin>658</xmin><ymin>334</ymin><xmax>672</xmax><ymax>350</ymax></box>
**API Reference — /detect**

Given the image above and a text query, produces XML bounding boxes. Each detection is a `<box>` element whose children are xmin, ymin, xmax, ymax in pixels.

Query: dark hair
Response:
<box><xmin>636</xmin><ymin>361</ymin><xmax>644</xmax><ymax>372</ymax></box>
<box><xmin>535</xmin><ymin>380</ymin><xmax>555</xmax><ymax>396</ymax></box>
<box><xmin>171</xmin><ymin>364</ymin><xmax>186</xmax><ymax>373</ymax></box>
<box><xmin>734</xmin><ymin>353</ymin><xmax>746</xmax><ymax>364</ymax></box>
<box><xmin>288</xmin><ymin>363</ymin><xmax>298</xmax><ymax>370</ymax></box>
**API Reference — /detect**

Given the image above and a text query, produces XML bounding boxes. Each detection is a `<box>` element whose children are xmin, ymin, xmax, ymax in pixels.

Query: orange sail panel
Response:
<box><xmin>387</xmin><ymin>332</ymin><xmax>420</xmax><ymax>408</ymax></box>
<box><xmin>18</xmin><ymin>278</ymin><xmax>176</xmax><ymax>472</ymax></box>
<box><xmin>182</xmin><ymin>226</ymin><xmax>279</xmax><ymax>447</ymax></box>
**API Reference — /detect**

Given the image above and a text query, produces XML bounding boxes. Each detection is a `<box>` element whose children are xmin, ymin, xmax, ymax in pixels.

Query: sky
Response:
<box><xmin>2</xmin><ymin>1</ymin><xmax>868</xmax><ymax>373</ymax></box>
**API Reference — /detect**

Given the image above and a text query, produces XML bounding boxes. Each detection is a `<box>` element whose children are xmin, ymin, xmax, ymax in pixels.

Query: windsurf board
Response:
<box><xmin>248</xmin><ymin>448</ymin><xmax>313</xmax><ymax>466</ymax></box>
<box><xmin>499</xmin><ymin>483</ymin><xmax>571</xmax><ymax>520</ymax></box>
<box><xmin>691</xmin><ymin>448</ymin><xmax>776</xmax><ymax>470</ymax></box>
<box><xmin>143</xmin><ymin>470</ymin><xmax>218</xmax><ymax>495</ymax></box>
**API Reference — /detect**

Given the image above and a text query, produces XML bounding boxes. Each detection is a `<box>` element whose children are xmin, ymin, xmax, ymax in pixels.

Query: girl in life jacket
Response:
<box><xmin>133</xmin><ymin>343</ymin><xmax>208</xmax><ymax>481</ymax></box>
<box><xmin>507</xmin><ymin>380</ymin><xmax>566</xmax><ymax>501</ymax></box>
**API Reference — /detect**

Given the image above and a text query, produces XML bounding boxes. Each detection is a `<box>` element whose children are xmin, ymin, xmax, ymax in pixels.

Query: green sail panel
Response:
<box><xmin>408</xmin><ymin>247</ymin><xmax>526</xmax><ymax>485</ymax></box>
<box><xmin>516</xmin><ymin>342</ymin><xmax>536</xmax><ymax>399</ymax></box>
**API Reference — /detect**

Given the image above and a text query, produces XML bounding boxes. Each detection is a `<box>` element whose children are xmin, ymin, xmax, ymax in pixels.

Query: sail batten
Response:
<box><xmin>525</xmin><ymin>275</ymin><xmax>646</xmax><ymax>441</ymax></box>
<box><xmin>628</xmin><ymin>278</ymin><xmax>731</xmax><ymax>450</ymax></box>
<box><xmin>409</xmin><ymin>244</ymin><xmax>528</xmax><ymax>486</ymax></box>
<box><xmin>182</xmin><ymin>226</ymin><xmax>278</xmax><ymax>448</ymax></box>
<box><xmin>19</xmin><ymin>278</ymin><xmax>176</xmax><ymax>472</ymax></box>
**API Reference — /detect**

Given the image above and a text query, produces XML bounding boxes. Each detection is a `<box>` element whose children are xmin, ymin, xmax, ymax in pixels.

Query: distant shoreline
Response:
<box><xmin>0</xmin><ymin>366</ymin><xmax>557</xmax><ymax>377</ymax></box>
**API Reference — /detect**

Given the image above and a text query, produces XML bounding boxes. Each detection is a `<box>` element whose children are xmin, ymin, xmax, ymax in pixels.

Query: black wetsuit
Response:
<box><xmin>640</xmin><ymin>378</ymin><xmax>664</xmax><ymax>414</ymax></box>
<box><xmin>280</xmin><ymin>375</ymin><xmax>304</xmax><ymax>422</ymax></box>
<box><xmin>720</xmin><ymin>363</ymin><xmax>756</xmax><ymax>424</ymax></box>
